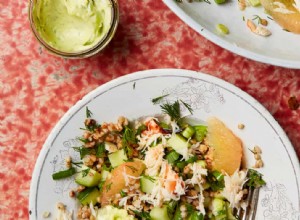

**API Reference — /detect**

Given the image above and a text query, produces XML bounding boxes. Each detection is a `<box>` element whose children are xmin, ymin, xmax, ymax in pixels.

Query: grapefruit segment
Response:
<box><xmin>206</xmin><ymin>117</ymin><xmax>243</xmax><ymax>175</ymax></box>
<box><xmin>100</xmin><ymin>161</ymin><xmax>146</xmax><ymax>205</ymax></box>
<box><xmin>260</xmin><ymin>0</ymin><xmax>300</xmax><ymax>33</ymax></box>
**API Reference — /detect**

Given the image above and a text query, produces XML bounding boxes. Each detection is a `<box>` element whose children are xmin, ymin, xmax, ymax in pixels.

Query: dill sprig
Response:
<box><xmin>86</xmin><ymin>106</ymin><xmax>93</xmax><ymax>118</ymax></box>
<box><xmin>180</xmin><ymin>100</ymin><xmax>193</xmax><ymax>115</ymax></box>
<box><xmin>73</xmin><ymin>146</ymin><xmax>93</xmax><ymax>159</ymax></box>
<box><xmin>122</xmin><ymin>126</ymin><xmax>136</xmax><ymax>157</ymax></box>
<box><xmin>160</xmin><ymin>100</ymin><xmax>181</xmax><ymax>121</ymax></box>
<box><xmin>252</xmin><ymin>15</ymin><xmax>262</xmax><ymax>24</ymax></box>
<box><xmin>81</xmin><ymin>168</ymin><xmax>90</xmax><ymax>177</ymax></box>
<box><xmin>151</xmin><ymin>94</ymin><xmax>169</xmax><ymax>104</ymax></box>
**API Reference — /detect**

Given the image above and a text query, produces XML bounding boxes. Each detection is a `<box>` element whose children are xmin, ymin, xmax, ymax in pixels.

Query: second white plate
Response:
<box><xmin>163</xmin><ymin>0</ymin><xmax>300</xmax><ymax>69</ymax></box>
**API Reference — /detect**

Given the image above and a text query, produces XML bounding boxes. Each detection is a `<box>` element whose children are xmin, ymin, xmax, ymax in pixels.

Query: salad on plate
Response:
<box><xmin>52</xmin><ymin>99</ymin><xmax>266</xmax><ymax>220</ymax></box>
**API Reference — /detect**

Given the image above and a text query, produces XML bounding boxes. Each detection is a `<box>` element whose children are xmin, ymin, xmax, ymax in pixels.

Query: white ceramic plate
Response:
<box><xmin>29</xmin><ymin>69</ymin><xmax>300</xmax><ymax>219</ymax></box>
<box><xmin>163</xmin><ymin>0</ymin><xmax>300</xmax><ymax>69</ymax></box>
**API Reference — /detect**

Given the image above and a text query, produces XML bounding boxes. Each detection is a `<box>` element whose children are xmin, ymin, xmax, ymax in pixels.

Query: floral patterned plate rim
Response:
<box><xmin>29</xmin><ymin>69</ymin><xmax>300</xmax><ymax>219</ymax></box>
<box><xmin>163</xmin><ymin>0</ymin><xmax>300</xmax><ymax>69</ymax></box>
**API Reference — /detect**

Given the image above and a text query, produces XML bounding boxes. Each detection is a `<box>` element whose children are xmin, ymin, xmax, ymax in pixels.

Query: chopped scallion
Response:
<box><xmin>52</xmin><ymin>167</ymin><xmax>76</xmax><ymax>180</ymax></box>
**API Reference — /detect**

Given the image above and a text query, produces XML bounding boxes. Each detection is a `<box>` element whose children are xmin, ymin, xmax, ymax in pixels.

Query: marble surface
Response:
<box><xmin>0</xmin><ymin>0</ymin><xmax>299</xmax><ymax>219</ymax></box>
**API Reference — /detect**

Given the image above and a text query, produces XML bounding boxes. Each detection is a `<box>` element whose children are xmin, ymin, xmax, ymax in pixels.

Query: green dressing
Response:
<box><xmin>33</xmin><ymin>0</ymin><xmax>112</xmax><ymax>53</ymax></box>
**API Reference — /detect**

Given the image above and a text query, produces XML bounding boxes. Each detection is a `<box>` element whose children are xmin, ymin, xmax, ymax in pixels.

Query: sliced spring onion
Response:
<box><xmin>166</xmin><ymin>150</ymin><xmax>180</xmax><ymax>164</ymax></box>
<box><xmin>181</xmin><ymin>125</ymin><xmax>195</xmax><ymax>139</ymax></box>
<box><xmin>193</xmin><ymin>125</ymin><xmax>207</xmax><ymax>142</ymax></box>
<box><xmin>214</xmin><ymin>0</ymin><xmax>226</xmax><ymax>4</ymax></box>
<box><xmin>216</xmin><ymin>24</ymin><xmax>230</xmax><ymax>35</ymax></box>
<box><xmin>52</xmin><ymin>167</ymin><xmax>76</xmax><ymax>180</ymax></box>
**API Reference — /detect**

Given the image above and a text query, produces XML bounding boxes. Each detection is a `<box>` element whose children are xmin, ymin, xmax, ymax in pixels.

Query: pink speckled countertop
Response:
<box><xmin>0</xmin><ymin>0</ymin><xmax>299</xmax><ymax>219</ymax></box>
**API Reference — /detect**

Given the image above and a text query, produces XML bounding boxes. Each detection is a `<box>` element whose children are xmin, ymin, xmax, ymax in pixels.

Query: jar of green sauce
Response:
<box><xmin>29</xmin><ymin>0</ymin><xmax>119</xmax><ymax>58</ymax></box>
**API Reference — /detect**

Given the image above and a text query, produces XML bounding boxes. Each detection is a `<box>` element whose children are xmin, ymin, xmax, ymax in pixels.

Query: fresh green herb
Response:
<box><xmin>122</xmin><ymin>126</ymin><xmax>136</xmax><ymax>157</ymax></box>
<box><xmin>81</xmin><ymin>168</ymin><xmax>90</xmax><ymax>177</ymax></box>
<box><xmin>86</xmin><ymin>106</ymin><xmax>93</xmax><ymax>118</ymax></box>
<box><xmin>252</xmin><ymin>15</ymin><xmax>263</xmax><ymax>24</ymax></box>
<box><xmin>96</xmin><ymin>142</ymin><xmax>106</xmax><ymax>157</ymax></box>
<box><xmin>267</xmin><ymin>16</ymin><xmax>273</xmax><ymax>20</ymax></box>
<box><xmin>124</xmin><ymin>158</ymin><xmax>134</xmax><ymax>162</ymax></box>
<box><xmin>173</xmin><ymin>204</ymin><xmax>183</xmax><ymax>220</ymax></box>
<box><xmin>131</xmin><ymin>210</ymin><xmax>151</xmax><ymax>220</ymax></box>
<box><xmin>189</xmin><ymin>211</ymin><xmax>204</xmax><ymax>220</ymax></box>
<box><xmin>248</xmin><ymin>148</ymin><xmax>255</xmax><ymax>154</ymax></box>
<box><xmin>106</xmin><ymin>182</ymin><xmax>112</xmax><ymax>192</ymax></box>
<box><xmin>152</xmin><ymin>94</ymin><xmax>169</xmax><ymax>104</ymax></box>
<box><xmin>166</xmin><ymin>150</ymin><xmax>180</xmax><ymax>164</ymax></box>
<box><xmin>122</xmin><ymin>127</ymin><xmax>136</xmax><ymax>145</ymax></box>
<box><xmin>102</xmin><ymin>164</ymin><xmax>113</xmax><ymax>172</ymax></box>
<box><xmin>73</xmin><ymin>147</ymin><xmax>93</xmax><ymax>159</ymax></box>
<box><xmin>52</xmin><ymin>167</ymin><xmax>76</xmax><ymax>180</ymax></box>
<box><xmin>176</xmin><ymin>155</ymin><xmax>197</xmax><ymax>170</ymax></box>
<box><xmin>77</xmin><ymin>137</ymin><xmax>89</xmax><ymax>143</ymax></box>
<box><xmin>203</xmin><ymin>0</ymin><xmax>211</xmax><ymax>4</ymax></box>
<box><xmin>180</xmin><ymin>100</ymin><xmax>193</xmax><ymax>115</ymax></box>
<box><xmin>186</xmin><ymin>203</ymin><xmax>195</xmax><ymax>215</ymax></box>
<box><xmin>136</xmin><ymin>124</ymin><xmax>147</xmax><ymax>136</ymax></box>
<box><xmin>77</xmin><ymin>187</ymin><xmax>96</xmax><ymax>201</ymax></box>
<box><xmin>207</xmin><ymin>170</ymin><xmax>225</xmax><ymax>191</ymax></box>
<box><xmin>167</xmin><ymin>200</ymin><xmax>178</xmax><ymax>216</ymax></box>
<box><xmin>120</xmin><ymin>190</ymin><xmax>127</xmax><ymax>197</ymax></box>
<box><xmin>246</xmin><ymin>169</ymin><xmax>266</xmax><ymax>188</ymax></box>
<box><xmin>98</xmin><ymin>181</ymin><xmax>105</xmax><ymax>192</ymax></box>
<box><xmin>126</xmin><ymin>165</ymin><xmax>138</xmax><ymax>173</ymax></box>
<box><xmin>71</xmin><ymin>161</ymin><xmax>83</xmax><ymax>167</ymax></box>
<box><xmin>142</xmin><ymin>175</ymin><xmax>156</xmax><ymax>183</ymax></box>
<box><xmin>86</xmin><ymin>121</ymin><xmax>100</xmax><ymax>131</ymax></box>
<box><xmin>160</xmin><ymin>100</ymin><xmax>181</xmax><ymax>121</ymax></box>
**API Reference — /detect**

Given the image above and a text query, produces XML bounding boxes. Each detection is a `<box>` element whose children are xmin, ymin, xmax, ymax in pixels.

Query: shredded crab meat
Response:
<box><xmin>144</xmin><ymin>144</ymin><xmax>165</xmax><ymax>176</ymax></box>
<box><xmin>122</xmin><ymin>168</ymin><xmax>142</xmax><ymax>186</ymax></box>
<box><xmin>141</xmin><ymin>162</ymin><xmax>185</xmax><ymax>207</ymax></box>
<box><xmin>137</xmin><ymin>133</ymin><xmax>168</xmax><ymax>151</ymax></box>
<box><xmin>185</xmin><ymin>162</ymin><xmax>208</xmax><ymax>214</ymax></box>
<box><xmin>221</xmin><ymin>170</ymin><xmax>247</xmax><ymax>208</ymax></box>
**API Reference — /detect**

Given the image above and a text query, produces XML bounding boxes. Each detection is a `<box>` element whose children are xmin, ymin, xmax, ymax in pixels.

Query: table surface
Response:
<box><xmin>0</xmin><ymin>0</ymin><xmax>299</xmax><ymax>219</ymax></box>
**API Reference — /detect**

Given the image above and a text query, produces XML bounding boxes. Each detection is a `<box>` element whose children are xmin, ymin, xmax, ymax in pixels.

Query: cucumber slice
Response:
<box><xmin>225</xmin><ymin>202</ymin><xmax>237</xmax><ymax>220</ymax></box>
<box><xmin>196</xmin><ymin>160</ymin><xmax>206</xmax><ymax>168</ymax></box>
<box><xmin>75</xmin><ymin>166</ymin><xmax>101</xmax><ymax>187</ymax></box>
<box><xmin>100</xmin><ymin>169</ymin><xmax>110</xmax><ymax>181</ymax></box>
<box><xmin>167</xmin><ymin>134</ymin><xmax>190</xmax><ymax>157</ymax></box>
<box><xmin>181</xmin><ymin>125</ymin><xmax>195</xmax><ymax>139</ymax></box>
<box><xmin>188</xmin><ymin>211</ymin><xmax>204</xmax><ymax>220</ymax></box>
<box><xmin>140</xmin><ymin>176</ymin><xmax>156</xmax><ymax>193</ymax></box>
<box><xmin>108</xmin><ymin>149</ymin><xmax>128</xmax><ymax>168</ymax></box>
<box><xmin>150</xmin><ymin>205</ymin><xmax>170</xmax><ymax>220</ymax></box>
<box><xmin>77</xmin><ymin>187</ymin><xmax>99</xmax><ymax>205</ymax></box>
<box><xmin>166</xmin><ymin>150</ymin><xmax>180</xmax><ymax>164</ymax></box>
<box><xmin>211</xmin><ymin>198</ymin><xmax>226</xmax><ymax>218</ymax></box>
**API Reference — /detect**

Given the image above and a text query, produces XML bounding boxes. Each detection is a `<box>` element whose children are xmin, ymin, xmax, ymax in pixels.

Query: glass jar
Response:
<box><xmin>28</xmin><ymin>0</ymin><xmax>119</xmax><ymax>59</ymax></box>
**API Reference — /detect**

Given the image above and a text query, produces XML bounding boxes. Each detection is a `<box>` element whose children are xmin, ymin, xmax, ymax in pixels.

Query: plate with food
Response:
<box><xmin>29</xmin><ymin>69</ymin><xmax>300</xmax><ymax>220</ymax></box>
<box><xmin>163</xmin><ymin>0</ymin><xmax>300</xmax><ymax>69</ymax></box>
